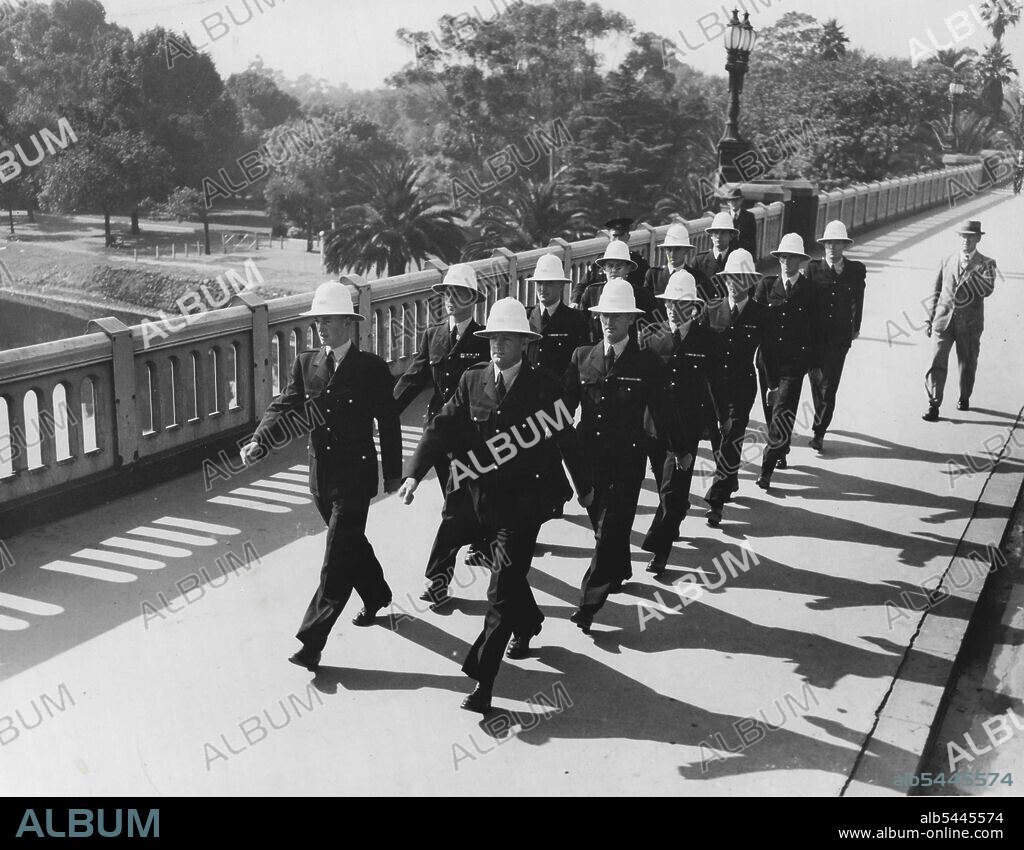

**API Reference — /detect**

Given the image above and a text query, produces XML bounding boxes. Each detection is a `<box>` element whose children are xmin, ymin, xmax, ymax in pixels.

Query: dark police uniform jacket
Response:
<box><xmin>393</xmin><ymin>320</ymin><xmax>491</xmax><ymax>420</ymax></box>
<box><xmin>706</xmin><ymin>297</ymin><xmax>778</xmax><ymax>391</ymax></box>
<box><xmin>804</xmin><ymin>258</ymin><xmax>866</xmax><ymax>351</ymax></box>
<box><xmin>731</xmin><ymin>208</ymin><xmax>758</xmax><ymax>257</ymax></box>
<box><xmin>692</xmin><ymin>250</ymin><xmax>732</xmax><ymax>301</ymax></box>
<box><xmin>405</xmin><ymin>360</ymin><xmax>590</xmax><ymax>527</ymax></box>
<box><xmin>525</xmin><ymin>302</ymin><xmax>590</xmax><ymax>376</ymax></box>
<box><xmin>754</xmin><ymin>274</ymin><xmax>824</xmax><ymax>376</ymax></box>
<box><xmin>563</xmin><ymin>339</ymin><xmax>681</xmax><ymax>476</ymax></box>
<box><xmin>640</xmin><ymin>320</ymin><xmax>723</xmax><ymax>447</ymax></box>
<box><xmin>253</xmin><ymin>347</ymin><xmax>402</xmax><ymax>500</ymax></box>
<box><xmin>570</xmin><ymin>249</ymin><xmax>651</xmax><ymax>305</ymax></box>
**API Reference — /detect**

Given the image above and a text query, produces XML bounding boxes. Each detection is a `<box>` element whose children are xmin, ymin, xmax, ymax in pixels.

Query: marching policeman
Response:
<box><xmin>240</xmin><ymin>281</ymin><xmax>402</xmax><ymax>671</ymax></box>
<box><xmin>643</xmin><ymin>222</ymin><xmax>714</xmax><ymax>325</ymax></box>
<box><xmin>640</xmin><ymin>270</ymin><xmax>723</xmax><ymax>574</ymax></box>
<box><xmin>692</xmin><ymin>212</ymin><xmax>739</xmax><ymax>301</ymax></box>
<box><xmin>394</xmin><ymin>264</ymin><xmax>491</xmax><ymax>602</ymax></box>
<box><xmin>399</xmin><ymin>299</ymin><xmax>592</xmax><ymax>713</ymax></box>
<box><xmin>570</xmin><ymin>217</ymin><xmax>651</xmax><ymax>308</ymax></box>
<box><xmin>563</xmin><ymin>280</ymin><xmax>681</xmax><ymax>633</ymax></box>
<box><xmin>525</xmin><ymin>253</ymin><xmax>590</xmax><ymax>376</ymax></box>
<box><xmin>393</xmin><ymin>264</ymin><xmax>490</xmax><ymax>490</ymax></box>
<box><xmin>580</xmin><ymin>241</ymin><xmax>658</xmax><ymax>342</ymax></box>
<box><xmin>805</xmin><ymin>220</ymin><xmax>866</xmax><ymax>451</ymax></box>
<box><xmin>754</xmin><ymin>233</ymin><xmax>822</xmax><ymax>490</ymax></box>
<box><xmin>703</xmin><ymin>250</ymin><xmax>775</xmax><ymax>526</ymax></box>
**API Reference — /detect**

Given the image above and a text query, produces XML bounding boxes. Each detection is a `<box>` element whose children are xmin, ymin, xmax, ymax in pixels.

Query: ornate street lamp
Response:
<box><xmin>717</xmin><ymin>9</ymin><xmax>757</xmax><ymax>186</ymax></box>
<box><xmin>946</xmin><ymin>77</ymin><xmax>965</xmax><ymax>153</ymax></box>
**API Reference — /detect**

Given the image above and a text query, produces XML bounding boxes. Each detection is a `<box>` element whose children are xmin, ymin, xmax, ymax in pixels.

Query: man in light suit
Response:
<box><xmin>240</xmin><ymin>281</ymin><xmax>402</xmax><ymax>670</ymax></box>
<box><xmin>923</xmin><ymin>220</ymin><xmax>998</xmax><ymax>421</ymax></box>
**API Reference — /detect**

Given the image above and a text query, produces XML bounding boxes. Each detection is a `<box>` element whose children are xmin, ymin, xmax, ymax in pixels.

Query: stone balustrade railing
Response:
<box><xmin>0</xmin><ymin>158</ymin><xmax>1010</xmax><ymax>523</ymax></box>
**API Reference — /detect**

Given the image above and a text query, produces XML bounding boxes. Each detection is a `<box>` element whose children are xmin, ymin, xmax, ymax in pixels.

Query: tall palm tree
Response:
<box><xmin>978</xmin><ymin>0</ymin><xmax>1021</xmax><ymax>41</ymax></box>
<box><xmin>927</xmin><ymin>48</ymin><xmax>977</xmax><ymax>77</ymax></box>
<box><xmin>976</xmin><ymin>42</ymin><xmax>1019</xmax><ymax>116</ymax></box>
<box><xmin>323</xmin><ymin>158</ymin><xmax>466</xmax><ymax>278</ymax></box>
<box><xmin>461</xmin><ymin>173</ymin><xmax>585</xmax><ymax>259</ymax></box>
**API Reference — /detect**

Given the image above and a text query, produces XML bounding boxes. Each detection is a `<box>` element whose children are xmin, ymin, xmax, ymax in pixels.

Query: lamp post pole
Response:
<box><xmin>717</xmin><ymin>9</ymin><xmax>757</xmax><ymax>187</ymax></box>
<box><xmin>946</xmin><ymin>78</ymin><xmax>965</xmax><ymax>153</ymax></box>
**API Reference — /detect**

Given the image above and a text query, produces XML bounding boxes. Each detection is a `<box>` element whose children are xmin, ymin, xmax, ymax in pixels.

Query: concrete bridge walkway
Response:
<box><xmin>1</xmin><ymin>185</ymin><xmax>1022</xmax><ymax>797</ymax></box>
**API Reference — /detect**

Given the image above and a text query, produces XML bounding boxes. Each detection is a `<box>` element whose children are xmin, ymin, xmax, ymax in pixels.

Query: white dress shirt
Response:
<box><xmin>604</xmin><ymin>337</ymin><xmax>629</xmax><ymax>359</ymax></box>
<box><xmin>494</xmin><ymin>359</ymin><xmax>523</xmax><ymax>392</ymax></box>
<box><xmin>325</xmin><ymin>340</ymin><xmax>352</xmax><ymax>370</ymax></box>
<box><xmin>449</xmin><ymin>316</ymin><xmax>472</xmax><ymax>339</ymax></box>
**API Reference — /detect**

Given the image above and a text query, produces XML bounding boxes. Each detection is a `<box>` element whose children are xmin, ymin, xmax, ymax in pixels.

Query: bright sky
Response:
<box><xmin>98</xmin><ymin>0</ymin><xmax>1024</xmax><ymax>90</ymax></box>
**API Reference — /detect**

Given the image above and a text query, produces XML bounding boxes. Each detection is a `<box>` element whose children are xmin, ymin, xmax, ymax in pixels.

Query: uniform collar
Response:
<box><xmin>604</xmin><ymin>337</ymin><xmax>629</xmax><ymax>359</ymax></box>
<box><xmin>449</xmin><ymin>316</ymin><xmax>473</xmax><ymax>338</ymax></box>
<box><xmin>494</xmin><ymin>359</ymin><xmax>523</xmax><ymax>389</ymax></box>
<box><xmin>325</xmin><ymin>340</ymin><xmax>352</xmax><ymax>368</ymax></box>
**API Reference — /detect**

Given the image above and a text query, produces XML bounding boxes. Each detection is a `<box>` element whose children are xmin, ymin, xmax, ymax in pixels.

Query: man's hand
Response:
<box><xmin>240</xmin><ymin>441</ymin><xmax>263</xmax><ymax>465</ymax></box>
<box><xmin>569</xmin><ymin>302</ymin><xmax>580</xmax><ymax>310</ymax></box>
<box><xmin>384</xmin><ymin>477</ymin><xmax>402</xmax><ymax>494</ymax></box>
<box><xmin>578</xmin><ymin>488</ymin><xmax>595</xmax><ymax>508</ymax></box>
<box><xmin>397</xmin><ymin>477</ymin><xmax>419</xmax><ymax>505</ymax></box>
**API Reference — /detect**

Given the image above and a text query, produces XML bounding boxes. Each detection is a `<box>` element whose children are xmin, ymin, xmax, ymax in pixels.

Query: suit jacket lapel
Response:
<box><xmin>584</xmin><ymin>343</ymin><xmax>607</xmax><ymax>378</ymax></box>
<box><xmin>313</xmin><ymin>348</ymin><xmax>333</xmax><ymax>387</ymax></box>
<box><xmin>529</xmin><ymin>306</ymin><xmax>544</xmax><ymax>335</ymax></box>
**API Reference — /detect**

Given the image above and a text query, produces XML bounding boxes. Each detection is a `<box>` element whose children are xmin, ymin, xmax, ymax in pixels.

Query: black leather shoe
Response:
<box><xmin>922</xmin><ymin>405</ymin><xmax>939</xmax><ymax>422</ymax></box>
<box><xmin>464</xmin><ymin>546</ymin><xmax>485</xmax><ymax>567</ymax></box>
<box><xmin>706</xmin><ymin>506</ymin><xmax>722</xmax><ymax>527</ymax></box>
<box><xmin>646</xmin><ymin>556</ymin><xmax>668</xmax><ymax>574</ymax></box>
<box><xmin>419</xmin><ymin>586</ymin><xmax>450</xmax><ymax>606</ymax></box>
<box><xmin>569</xmin><ymin>610</ymin><xmax>593</xmax><ymax>634</ymax></box>
<box><xmin>428</xmin><ymin>590</ymin><xmax>452</xmax><ymax>609</ymax></box>
<box><xmin>756</xmin><ymin>475</ymin><xmax>771</xmax><ymax>490</ymax></box>
<box><xmin>461</xmin><ymin>684</ymin><xmax>492</xmax><ymax>714</ymax></box>
<box><xmin>506</xmin><ymin>635</ymin><xmax>532</xmax><ymax>659</ymax></box>
<box><xmin>809</xmin><ymin>434</ymin><xmax>824</xmax><ymax>452</ymax></box>
<box><xmin>288</xmin><ymin>648</ymin><xmax>321</xmax><ymax>671</ymax></box>
<box><xmin>352</xmin><ymin>603</ymin><xmax>387</xmax><ymax>626</ymax></box>
<box><xmin>957</xmin><ymin>398</ymin><xmax>970</xmax><ymax>411</ymax></box>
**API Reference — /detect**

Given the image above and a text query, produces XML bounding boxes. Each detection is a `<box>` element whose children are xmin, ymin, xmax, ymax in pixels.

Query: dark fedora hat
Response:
<box><xmin>717</xmin><ymin>185</ymin><xmax>744</xmax><ymax>200</ymax></box>
<box><xmin>957</xmin><ymin>220</ymin><xmax>984</xmax><ymax>236</ymax></box>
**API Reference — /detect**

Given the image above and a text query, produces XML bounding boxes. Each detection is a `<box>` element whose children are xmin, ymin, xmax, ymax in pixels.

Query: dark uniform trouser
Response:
<box><xmin>462</xmin><ymin>521</ymin><xmax>544</xmax><ymax>685</ymax></box>
<box><xmin>579</xmin><ymin>449</ymin><xmax>646</xmax><ymax>615</ymax></box>
<box><xmin>297</xmin><ymin>494</ymin><xmax>391</xmax><ymax>653</ymax></box>
<box><xmin>643</xmin><ymin>439</ymin><xmax>699</xmax><ymax>559</ymax></box>
<box><xmin>809</xmin><ymin>346</ymin><xmax>849</xmax><ymax>437</ymax></box>
<box><xmin>762</xmin><ymin>371</ymin><xmax>808</xmax><ymax>472</ymax></box>
<box><xmin>706</xmin><ymin>374</ymin><xmax>756</xmax><ymax>505</ymax></box>
<box><xmin>423</xmin><ymin>485</ymin><xmax>481</xmax><ymax>593</ymax></box>
<box><xmin>925</xmin><ymin>323</ymin><xmax>982</xmax><ymax>407</ymax></box>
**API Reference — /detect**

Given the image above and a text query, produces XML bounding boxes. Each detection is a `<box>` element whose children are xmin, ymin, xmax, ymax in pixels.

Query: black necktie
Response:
<box><xmin>731</xmin><ymin>304</ymin><xmax>739</xmax><ymax>322</ymax></box>
<box><xmin>326</xmin><ymin>350</ymin><xmax>336</xmax><ymax>374</ymax></box>
<box><xmin>606</xmin><ymin>347</ymin><xmax>616</xmax><ymax>371</ymax></box>
<box><xmin>541</xmin><ymin>309</ymin><xmax>550</xmax><ymax>329</ymax></box>
<box><xmin>450</xmin><ymin>325</ymin><xmax>458</xmax><ymax>348</ymax></box>
<box><xmin>496</xmin><ymin>372</ymin><xmax>507</xmax><ymax>404</ymax></box>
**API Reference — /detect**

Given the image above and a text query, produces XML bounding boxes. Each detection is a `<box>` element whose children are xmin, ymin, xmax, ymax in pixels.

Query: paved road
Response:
<box><xmin>1</xmin><ymin>186</ymin><xmax>1022</xmax><ymax>796</ymax></box>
